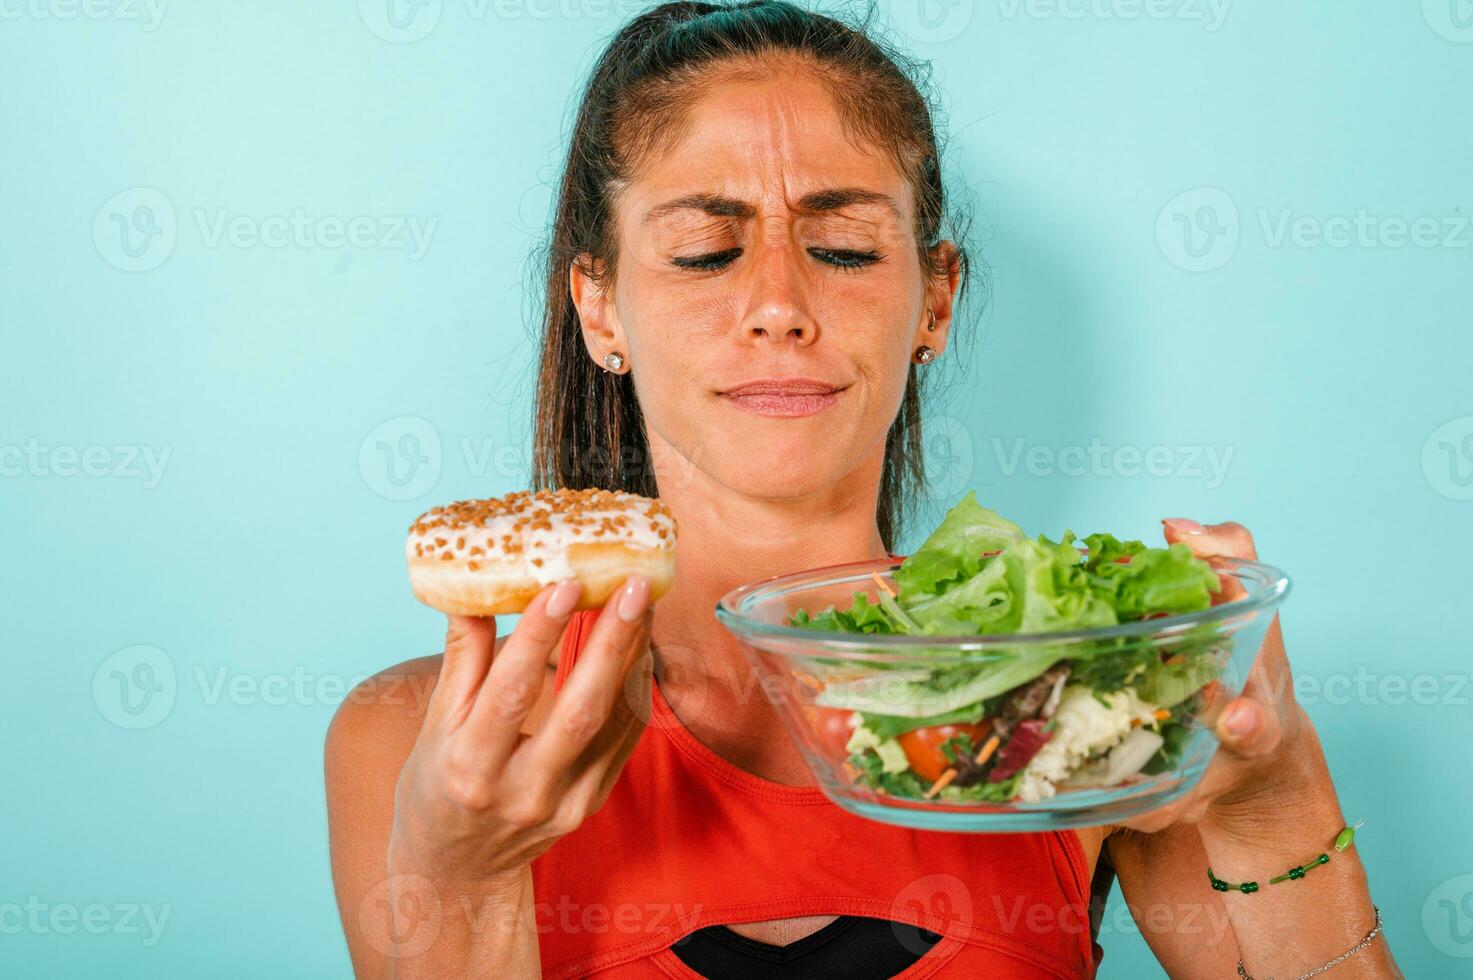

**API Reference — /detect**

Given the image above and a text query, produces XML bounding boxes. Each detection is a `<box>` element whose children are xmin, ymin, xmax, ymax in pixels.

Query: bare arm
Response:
<box><xmin>324</xmin><ymin>578</ymin><xmax>653</xmax><ymax>978</ymax></box>
<box><xmin>325</xmin><ymin>648</ymin><xmax>541</xmax><ymax>977</ymax></box>
<box><xmin>1106</xmin><ymin>522</ymin><xmax>1398</xmax><ymax>979</ymax></box>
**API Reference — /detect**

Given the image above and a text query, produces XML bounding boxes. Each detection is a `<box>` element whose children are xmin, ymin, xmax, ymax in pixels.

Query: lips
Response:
<box><xmin>719</xmin><ymin>378</ymin><xmax>846</xmax><ymax>418</ymax></box>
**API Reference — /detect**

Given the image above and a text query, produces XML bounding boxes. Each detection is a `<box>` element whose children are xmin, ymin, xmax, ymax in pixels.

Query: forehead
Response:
<box><xmin>627</xmin><ymin>66</ymin><xmax>913</xmax><ymax>223</ymax></box>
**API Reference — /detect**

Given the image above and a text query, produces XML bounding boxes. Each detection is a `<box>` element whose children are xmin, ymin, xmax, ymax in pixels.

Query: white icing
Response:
<box><xmin>406</xmin><ymin>490</ymin><xmax>675</xmax><ymax>585</ymax></box>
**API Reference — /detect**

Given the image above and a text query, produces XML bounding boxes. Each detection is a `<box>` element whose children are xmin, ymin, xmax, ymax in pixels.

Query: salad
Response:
<box><xmin>788</xmin><ymin>493</ymin><xmax>1231</xmax><ymax>805</ymax></box>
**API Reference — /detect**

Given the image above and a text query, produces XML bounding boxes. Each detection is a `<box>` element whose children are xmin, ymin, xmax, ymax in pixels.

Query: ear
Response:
<box><xmin>570</xmin><ymin>253</ymin><xmax>628</xmax><ymax>372</ymax></box>
<box><xmin>913</xmin><ymin>240</ymin><xmax>961</xmax><ymax>358</ymax></box>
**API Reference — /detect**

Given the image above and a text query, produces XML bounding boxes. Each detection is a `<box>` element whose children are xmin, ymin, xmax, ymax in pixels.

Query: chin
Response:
<box><xmin>712</xmin><ymin>436</ymin><xmax>862</xmax><ymax>501</ymax></box>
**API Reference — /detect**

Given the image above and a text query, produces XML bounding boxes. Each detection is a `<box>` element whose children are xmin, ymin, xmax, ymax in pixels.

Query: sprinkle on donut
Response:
<box><xmin>406</xmin><ymin>488</ymin><xmax>676</xmax><ymax>578</ymax></box>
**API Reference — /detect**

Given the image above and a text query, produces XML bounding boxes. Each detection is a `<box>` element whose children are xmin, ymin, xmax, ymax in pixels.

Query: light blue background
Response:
<box><xmin>3</xmin><ymin>1</ymin><xmax>1470</xmax><ymax>976</ymax></box>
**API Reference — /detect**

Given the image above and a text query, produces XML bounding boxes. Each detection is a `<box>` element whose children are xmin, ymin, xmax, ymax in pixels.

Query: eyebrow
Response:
<box><xmin>642</xmin><ymin>187</ymin><xmax>899</xmax><ymax>224</ymax></box>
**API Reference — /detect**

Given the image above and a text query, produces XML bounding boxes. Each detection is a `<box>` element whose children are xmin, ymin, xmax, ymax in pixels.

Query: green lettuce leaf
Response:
<box><xmin>891</xmin><ymin>491</ymin><xmax>1024</xmax><ymax>597</ymax></box>
<box><xmin>1084</xmin><ymin>535</ymin><xmax>1220</xmax><ymax>620</ymax></box>
<box><xmin>858</xmin><ymin>702</ymin><xmax>987</xmax><ymax>741</ymax></box>
<box><xmin>788</xmin><ymin>496</ymin><xmax>1226</xmax><ymax>720</ymax></box>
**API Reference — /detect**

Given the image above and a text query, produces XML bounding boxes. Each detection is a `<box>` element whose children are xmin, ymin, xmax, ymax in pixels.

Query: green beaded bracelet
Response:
<box><xmin>1207</xmin><ymin>822</ymin><xmax>1361</xmax><ymax>895</ymax></box>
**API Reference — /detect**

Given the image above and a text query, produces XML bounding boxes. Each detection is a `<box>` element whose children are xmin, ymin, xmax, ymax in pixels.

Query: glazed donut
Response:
<box><xmin>406</xmin><ymin>488</ymin><xmax>677</xmax><ymax>616</ymax></box>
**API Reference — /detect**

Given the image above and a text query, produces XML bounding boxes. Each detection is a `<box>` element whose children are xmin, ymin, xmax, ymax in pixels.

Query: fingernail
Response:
<box><xmin>1224</xmin><ymin>702</ymin><xmax>1258</xmax><ymax>737</ymax></box>
<box><xmin>1163</xmin><ymin>518</ymin><xmax>1206</xmax><ymax>535</ymax></box>
<box><xmin>617</xmin><ymin>575</ymin><xmax>651</xmax><ymax>623</ymax></box>
<box><xmin>544</xmin><ymin>580</ymin><xmax>582</xmax><ymax>619</ymax></box>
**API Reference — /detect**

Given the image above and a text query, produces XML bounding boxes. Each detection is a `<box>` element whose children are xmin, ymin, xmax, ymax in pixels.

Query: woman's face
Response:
<box><xmin>574</xmin><ymin>63</ymin><xmax>955</xmax><ymax>504</ymax></box>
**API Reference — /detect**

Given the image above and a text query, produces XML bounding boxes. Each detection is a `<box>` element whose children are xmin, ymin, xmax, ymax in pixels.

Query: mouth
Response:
<box><xmin>719</xmin><ymin>378</ymin><xmax>848</xmax><ymax>419</ymax></box>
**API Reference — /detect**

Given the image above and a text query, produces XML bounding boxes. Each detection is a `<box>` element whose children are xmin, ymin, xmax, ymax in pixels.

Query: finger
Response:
<box><xmin>578</xmin><ymin>640</ymin><xmax>653</xmax><ymax>774</ymax></box>
<box><xmin>564</xmin><ymin>649</ymin><xmax>652</xmax><ymax>816</ymax></box>
<box><xmin>1212</xmin><ymin>696</ymin><xmax>1283</xmax><ymax>761</ymax></box>
<box><xmin>459</xmin><ymin>579</ymin><xmax>582</xmax><ymax>766</ymax></box>
<box><xmin>520</xmin><ymin>576</ymin><xmax>652</xmax><ymax>777</ymax></box>
<box><xmin>435</xmin><ymin>614</ymin><xmax>499</xmax><ymax>712</ymax></box>
<box><xmin>1162</xmin><ymin>518</ymin><xmax>1256</xmax><ymax>601</ymax></box>
<box><xmin>1161</xmin><ymin>518</ymin><xmax>1257</xmax><ymax>559</ymax></box>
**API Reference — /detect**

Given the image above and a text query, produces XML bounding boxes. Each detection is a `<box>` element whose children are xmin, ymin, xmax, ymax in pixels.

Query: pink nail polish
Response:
<box><xmin>1163</xmin><ymin>518</ymin><xmax>1206</xmax><ymax>535</ymax></box>
<box><xmin>1225</xmin><ymin>703</ymin><xmax>1257</xmax><ymax>737</ymax></box>
<box><xmin>545</xmin><ymin>580</ymin><xmax>581</xmax><ymax>619</ymax></box>
<box><xmin>617</xmin><ymin>576</ymin><xmax>650</xmax><ymax>623</ymax></box>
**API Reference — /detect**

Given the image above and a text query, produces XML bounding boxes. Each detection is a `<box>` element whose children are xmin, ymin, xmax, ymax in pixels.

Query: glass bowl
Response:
<box><xmin>715</xmin><ymin>557</ymin><xmax>1290</xmax><ymax>832</ymax></box>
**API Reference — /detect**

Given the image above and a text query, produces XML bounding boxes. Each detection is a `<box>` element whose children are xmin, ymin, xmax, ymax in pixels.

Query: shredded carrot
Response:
<box><xmin>870</xmin><ymin>571</ymin><xmax>897</xmax><ymax>598</ymax></box>
<box><xmin>973</xmin><ymin>733</ymin><xmax>1001</xmax><ymax>766</ymax></box>
<box><xmin>1132</xmin><ymin>709</ymin><xmax>1173</xmax><ymax>728</ymax></box>
<box><xmin>923</xmin><ymin>767</ymin><xmax>958</xmax><ymax>799</ymax></box>
<box><xmin>842</xmin><ymin>762</ymin><xmax>860</xmax><ymax>781</ymax></box>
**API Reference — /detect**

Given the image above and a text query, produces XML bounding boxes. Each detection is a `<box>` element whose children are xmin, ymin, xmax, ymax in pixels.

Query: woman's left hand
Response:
<box><xmin>1120</xmin><ymin>518</ymin><xmax>1328</xmax><ymax>837</ymax></box>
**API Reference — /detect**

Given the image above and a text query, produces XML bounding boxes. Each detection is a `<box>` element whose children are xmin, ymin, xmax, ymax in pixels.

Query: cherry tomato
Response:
<box><xmin>897</xmin><ymin>723</ymin><xmax>991</xmax><ymax>783</ymax></box>
<box><xmin>813</xmin><ymin>708</ymin><xmax>860</xmax><ymax>758</ymax></box>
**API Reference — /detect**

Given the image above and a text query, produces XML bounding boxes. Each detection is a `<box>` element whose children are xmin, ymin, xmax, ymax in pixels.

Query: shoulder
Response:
<box><xmin>324</xmin><ymin>632</ymin><xmax>560</xmax><ymax>773</ymax></box>
<box><xmin>325</xmin><ymin>648</ymin><xmax>450</xmax><ymax>801</ymax></box>
<box><xmin>331</xmin><ymin>654</ymin><xmax>444</xmax><ymax>751</ymax></box>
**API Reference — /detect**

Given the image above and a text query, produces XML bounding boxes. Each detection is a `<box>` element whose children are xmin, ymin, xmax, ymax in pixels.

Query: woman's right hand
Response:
<box><xmin>388</xmin><ymin>575</ymin><xmax>654</xmax><ymax>892</ymax></box>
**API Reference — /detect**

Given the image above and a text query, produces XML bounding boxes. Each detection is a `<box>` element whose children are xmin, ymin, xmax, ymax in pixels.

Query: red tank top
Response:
<box><xmin>532</xmin><ymin>608</ymin><xmax>1100</xmax><ymax>979</ymax></box>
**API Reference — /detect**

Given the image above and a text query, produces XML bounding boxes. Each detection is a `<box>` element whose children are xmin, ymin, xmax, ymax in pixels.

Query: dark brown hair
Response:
<box><xmin>531</xmin><ymin>0</ymin><xmax>975</xmax><ymax>550</ymax></box>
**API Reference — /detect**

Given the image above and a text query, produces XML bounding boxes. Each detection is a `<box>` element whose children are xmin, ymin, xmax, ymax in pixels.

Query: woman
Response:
<box><xmin>326</xmin><ymin>3</ymin><xmax>1397</xmax><ymax>977</ymax></box>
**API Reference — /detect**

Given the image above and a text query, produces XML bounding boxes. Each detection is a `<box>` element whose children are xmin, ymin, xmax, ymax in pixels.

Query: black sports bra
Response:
<box><xmin>668</xmin><ymin>851</ymin><xmax>1116</xmax><ymax>978</ymax></box>
<box><xmin>670</xmin><ymin>915</ymin><xmax>941</xmax><ymax>979</ymax></box>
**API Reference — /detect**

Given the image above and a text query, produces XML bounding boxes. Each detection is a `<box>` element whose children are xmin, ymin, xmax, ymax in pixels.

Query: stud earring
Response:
<box><xmin>603</xmin><ymin>352</ymin><xmax>625</xmax><ymax>372</ymax></box>
<box><xmin>915</xmin><ymin>346</ymin><xmax>937</xmax><ymax>364</ymax></box>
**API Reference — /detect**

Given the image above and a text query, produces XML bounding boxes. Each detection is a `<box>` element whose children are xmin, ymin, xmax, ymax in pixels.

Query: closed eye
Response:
<box><xmin>670</xmin><ymin>247</ymin><xmax>884</xmax><ymax>272</ymax></box>
<box><xmin>671</xmin><ymin>248</ymin><xmax>742</xmax><ymax>271</ymax></box>
<box><xmin>809</xmin><ymin>248</ymin><xmax>884</xmax><ymax>269</ymax></box>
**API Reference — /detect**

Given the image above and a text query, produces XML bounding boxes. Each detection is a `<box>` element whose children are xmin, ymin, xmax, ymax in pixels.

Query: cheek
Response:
<box><xmin>813</xmin><ymin>269</ymin><xmax>922</xmax><ymax>372</ymax></box>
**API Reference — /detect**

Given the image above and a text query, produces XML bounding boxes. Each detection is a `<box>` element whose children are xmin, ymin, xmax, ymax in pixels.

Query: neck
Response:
<box><xmin>641</xmin><ymin>433</ymin><xmax>892</xmax><ymax>774</ymax></box>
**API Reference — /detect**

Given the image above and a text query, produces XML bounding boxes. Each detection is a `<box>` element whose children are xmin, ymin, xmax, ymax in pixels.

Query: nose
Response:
<box><xmin>737</xmin><ymin>236</ymin><xmax>818</xmax><ymax>347</ymax></box>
